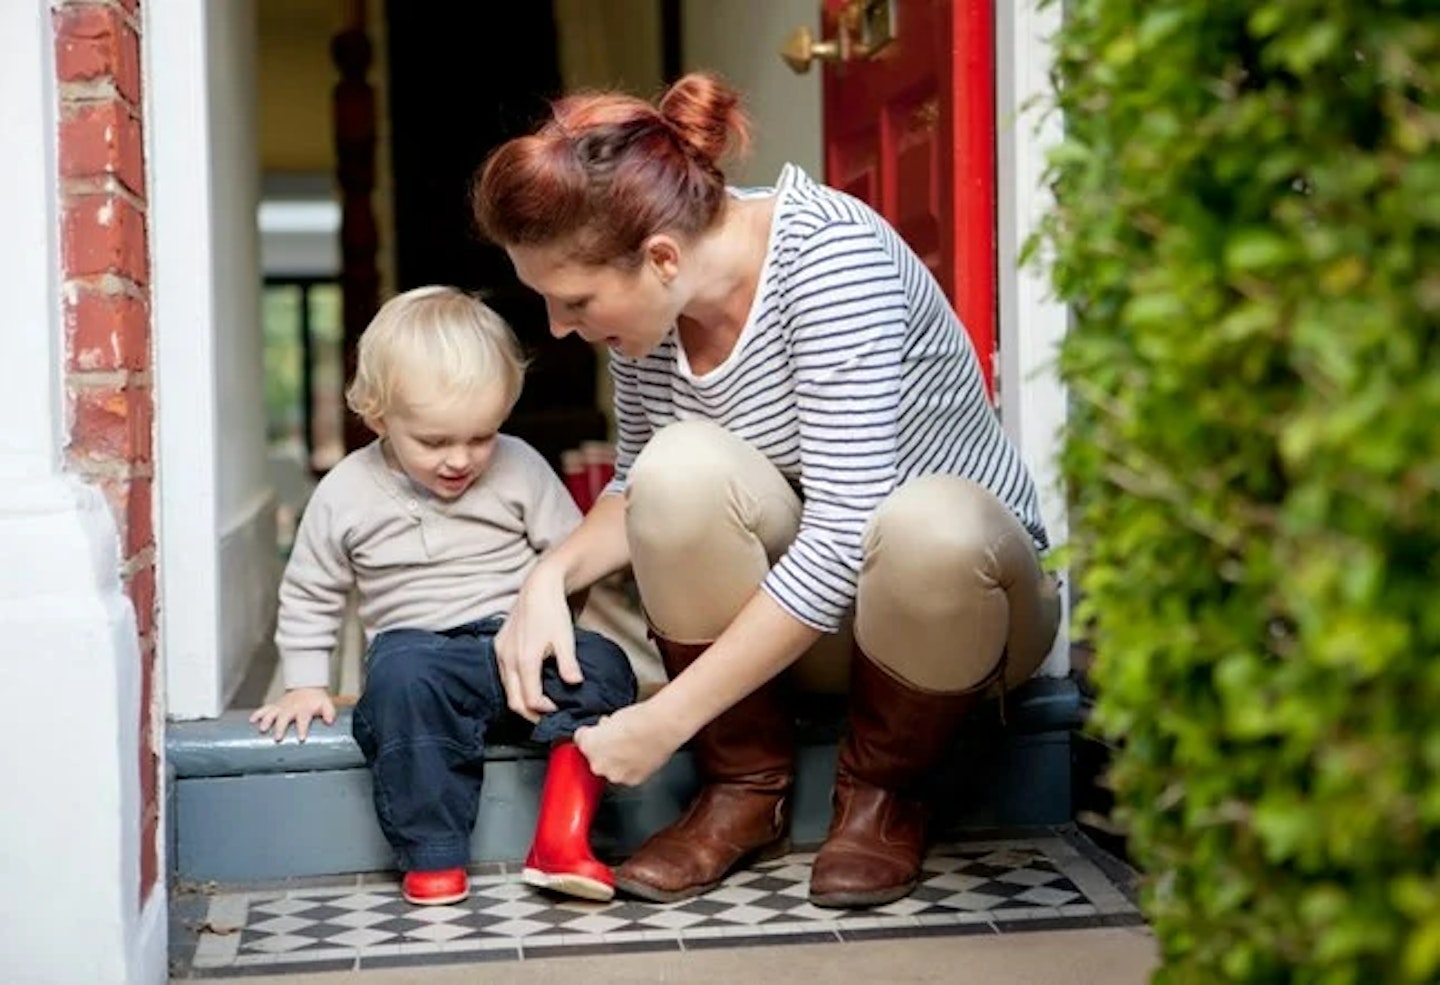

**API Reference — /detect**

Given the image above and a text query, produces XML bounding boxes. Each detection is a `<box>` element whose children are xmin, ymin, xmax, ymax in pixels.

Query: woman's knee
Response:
<box><xmin>862</xmin><ymin>476</ymin><xmax>1006</xmax><ymax>610</ymax></box>
<box><xmin>626</xmin><ymin>420</ymin><xmax>799</xmax><ymax>569</ymax></box>
<box><xmin>856</xmin><ymin>477</ymin><xmax>1045</xmax><ymax>691</ymax></box>
<box><xmin>628</xmin><ymin>422</ymin><xmax>743</xmax><ymax>524</ymax></box>
<box><xmin>629</xmin><ymin>420</ymin><xmax>733</xmax><ymax>486</ymax></box>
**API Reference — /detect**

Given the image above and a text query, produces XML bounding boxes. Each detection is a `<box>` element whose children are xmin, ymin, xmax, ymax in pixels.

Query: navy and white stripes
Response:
<box><xmin>608</xmin><ymin>165</ymin><xmax>1047</xmax><ymax>632</ymax></box>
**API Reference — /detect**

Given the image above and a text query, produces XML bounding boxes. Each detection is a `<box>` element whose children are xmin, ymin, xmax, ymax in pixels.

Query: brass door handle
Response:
<box><xmin>779</xmin><ymin>1</ymin><xmax>895</xmax><ymax>76</ymax></box>
<box><xmin>780</xmin><ymin>24</ymin><xmax>841</xmax><ymax>75</ymax></box>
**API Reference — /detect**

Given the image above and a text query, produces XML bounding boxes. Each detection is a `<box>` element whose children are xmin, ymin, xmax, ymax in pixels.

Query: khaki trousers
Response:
<box><xmin>624</xmin><ymin>421</ymin><xmax>1060</xmax><ymax>695</ymax></box>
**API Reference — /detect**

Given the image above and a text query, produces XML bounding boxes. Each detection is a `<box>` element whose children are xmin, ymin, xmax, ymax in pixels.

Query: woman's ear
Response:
<box><xmin>642</xmin><ymin>234</ymin><xmax>682</xmax><ymax>285</ymax></box>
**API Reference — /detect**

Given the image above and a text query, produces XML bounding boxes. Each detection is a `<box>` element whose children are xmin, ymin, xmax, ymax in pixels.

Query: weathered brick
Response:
<box><xmin>62</xmin><ymin>195</ymin><xmax>148</xmax><ymax>285</ymax></box>
<box><xmin>70</xmin><ymin>383</ymin><xmax>153</xmax><ymax>465</ymax></box>
<box><xmin>65</xmin><ymin>288</ymin><xmax>149</xmax><ymax>371</ymax></box>
<box><xmin>53</xmin><ymin>4</ymin><xmax>141</xmax><ymax>106</ymax></box>
<box><xmin>59</xmin><ymin>100</ymin><xmax>144</xmax><ymax>197</ymax></box>
<box><xmin>136</xmin><ymin>626</ymin><xmax>160</xmax><ymax>905</ymax></box>
<box><xmin>94</xmin><ymin>475</ymin><xmax>153</xmax><ymax>558</ymax></box>
<box><xmin>139</xmin><ymin>799</ymin><xmax>160</xmax><ymax>904</ymax></box>
<box><xmin>138</xmin><ymin>634</ymin><xmax>157</xmax><ymax>808</ymax></box>
<box><xmin>125</xmin><ymin>561</ymin><xmax>156</xmax><ymax>638</ymax></box>
<box><xmin>126</xmin><ymin>475</ymin><xmax>153</xmax><ymax>557</ymax></box>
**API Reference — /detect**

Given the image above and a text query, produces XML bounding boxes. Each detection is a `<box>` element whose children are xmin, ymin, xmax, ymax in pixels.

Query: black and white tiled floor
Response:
<box><xmin>171</xmin><ymin>833</ymin><xmax>1142</xmax><ymax>978</ymax></box>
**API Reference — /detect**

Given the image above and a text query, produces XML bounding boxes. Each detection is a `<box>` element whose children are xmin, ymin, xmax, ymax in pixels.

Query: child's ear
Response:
<box><xmin>366</xmin><ymin>415</ymin><xmax>387</xmax><ymax>437</ymax></box>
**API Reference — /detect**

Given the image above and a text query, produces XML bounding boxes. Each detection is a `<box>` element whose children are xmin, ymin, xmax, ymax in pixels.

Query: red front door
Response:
<box><xmin>821</xmin><ymin>0</ymin><xmax>997</xmax><ymax>397</ymax></box>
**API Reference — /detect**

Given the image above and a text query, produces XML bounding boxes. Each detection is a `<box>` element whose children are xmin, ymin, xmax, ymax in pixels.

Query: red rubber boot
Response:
<box><xmin>522</xmin><ymin>741</ymin><xmax>614</xmax><ymax>901</ymax></box>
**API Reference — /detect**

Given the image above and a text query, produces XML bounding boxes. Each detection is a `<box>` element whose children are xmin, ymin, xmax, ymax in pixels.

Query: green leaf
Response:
<box><xmin>1224</xmin><ymin>230</ymin><xmax>1294</xmax><ymax>273</ymax></box>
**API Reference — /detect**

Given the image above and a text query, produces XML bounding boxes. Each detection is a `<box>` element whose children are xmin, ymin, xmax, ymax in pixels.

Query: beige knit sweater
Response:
<box><xmin>275</xmin><ymin>435</ymin><xmax>580</xmax><ymax>689</ymax></box>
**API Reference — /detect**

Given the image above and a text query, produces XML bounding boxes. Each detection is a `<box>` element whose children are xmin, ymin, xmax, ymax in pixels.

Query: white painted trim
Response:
<box><xmin>146</xmin><ymin>0</ymin><xmax>224</xmax><ymax>717</ymax></box>
<box><xmin>0</xmin><ymin>0</ymin><xmax>62</xmax><ymax>480</ymax></box>
<box><xmin>0</xmin><ymin>551</ymin><xmax>149</xmax><ymax>985</ymax></box>
<box><xmin>131</xmin><ymin>892</ymin><xmax>170</xmax><ymax>985</ymax></box>
<box><xmin>996</xmin><ymin>0</ymin><xmax>1070</xmax><ymax>677</ymax></box>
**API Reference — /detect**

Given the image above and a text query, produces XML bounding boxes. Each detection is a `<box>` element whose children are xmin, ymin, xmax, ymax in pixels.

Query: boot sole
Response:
<box><xmin>402</xmin><ymin>889</ymin><xmax>469</xmax><ymax>906</ymax></box>
<box><xmin>808</xmin><ymin>878</ymin><xmax>917</xmax><ymax>910</ymax></box>
<box><xmin>614</xmin><ymin>836</ymin><xmax>792</xmax><ymax>904</ymax></box>
<box><xmin>522</xmin><ymin>867</ymin><xmax>616</xmax><ymax>903</ymax></box>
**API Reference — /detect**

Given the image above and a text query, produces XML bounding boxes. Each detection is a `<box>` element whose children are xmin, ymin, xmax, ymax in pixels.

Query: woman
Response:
<box><xmin>472</xmin><ymin>73</ymin><xmax>1060</xmax><ymax>909</ymax></box>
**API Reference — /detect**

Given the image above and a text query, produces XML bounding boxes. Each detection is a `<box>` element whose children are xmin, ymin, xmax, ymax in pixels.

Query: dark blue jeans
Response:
<box><xmin>351</xmin><ymin>617</ymin><xmax>636</xmax><ymax>872</ymax></box>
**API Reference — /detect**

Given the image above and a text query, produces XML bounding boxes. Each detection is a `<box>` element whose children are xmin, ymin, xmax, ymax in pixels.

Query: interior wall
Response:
<box><xmin>553</xmin><ymin>0</ymin><xmax>666</xmax><ymax>438</ymax></box>
<box><xmin>254</xmin><ymin>0</ymin><xmax>395</xmax><ymax>297</ymax></box>
<box><xmin>209</xmin><ymin>0</ymin><xmax>279</xmax><ymax>705</ymax></box>
<box><xmin>210</xmin><ymin>1</ymin><xmax>266</xmax><ymax>522</ymax></box>
<box><xmin>554</xmin><ymin>0</ymin><xmax>663</xmax><ymax>94</ymax></box>
<box><xmin>255</xmin><ymin>0</ymin><xmax>339</xmax><ymax>175</ymax></box>
<box><xmin>680</xmin><ymin>0</ymin><xmax>822</xmax><ymax>186</ymax></box>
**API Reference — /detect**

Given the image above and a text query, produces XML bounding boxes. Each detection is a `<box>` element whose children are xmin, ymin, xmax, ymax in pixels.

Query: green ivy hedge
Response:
<box><xmin>1038</xmin><ymin>2</ymin><xmax>1440</xmax><ymax>981</ymax></box>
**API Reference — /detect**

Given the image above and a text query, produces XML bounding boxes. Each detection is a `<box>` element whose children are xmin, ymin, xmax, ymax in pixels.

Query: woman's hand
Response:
<box><xmin>250</xmin><ymin>687</ymin><xmax>336</xmax><ymax>742</ymax></box>
<box><xmin>574</xmin><ymin>702</ymin><xmax>687</xmax><ymax>786</ymax></box>
<box><xmin>495</xmin><ymin>563</ymin><xmax>583</xmax><ymax>722</ymax></box>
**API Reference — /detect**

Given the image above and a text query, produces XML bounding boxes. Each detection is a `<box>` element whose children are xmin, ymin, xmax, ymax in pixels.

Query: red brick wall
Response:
<box><xmin>53</xmin><ymin>0</ymin><xmax>160</xmax><ymax>904</ymax></box>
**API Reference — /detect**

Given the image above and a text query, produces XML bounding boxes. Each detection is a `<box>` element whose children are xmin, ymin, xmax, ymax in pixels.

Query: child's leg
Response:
<box><xmin>522</xmin><ymin>630</ymin><xmax>636</xmax><ymax>901</ymax></box>
<box><xmin>529</xmin><ymin>629</ymin><xmax>638</xmax><ymax>745</ymax></box>
<box><xmin>352</xmin><ymin>629</ymin><xmax>499</xmax><ymax>889</ymax></box>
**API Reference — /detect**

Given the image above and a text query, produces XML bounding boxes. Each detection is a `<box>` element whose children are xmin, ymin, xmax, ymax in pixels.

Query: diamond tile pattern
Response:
<box><xmin>178</xmin><ymin>839</ymin><xmax>1139</xmax><ymax>976</ymax></box>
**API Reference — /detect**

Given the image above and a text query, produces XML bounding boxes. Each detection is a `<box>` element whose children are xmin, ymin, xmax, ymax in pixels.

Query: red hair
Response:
<box><xmin>473</xmin><ymin>73</ymin><xmax>751</xmax><ymax>266</ymax></box>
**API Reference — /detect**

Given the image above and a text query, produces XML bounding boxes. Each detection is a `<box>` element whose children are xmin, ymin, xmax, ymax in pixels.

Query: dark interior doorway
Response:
<box><xmin>384</xmin><ymin>2</ymin><xmax>606</xmax><ymax>470</ymax></box>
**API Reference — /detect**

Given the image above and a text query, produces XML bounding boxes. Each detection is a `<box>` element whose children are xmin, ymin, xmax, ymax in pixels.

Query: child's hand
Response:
<box><xmin>250</xmin><ymin>687</ymin><xmax>336</xmax><ymax>743</ymax></box>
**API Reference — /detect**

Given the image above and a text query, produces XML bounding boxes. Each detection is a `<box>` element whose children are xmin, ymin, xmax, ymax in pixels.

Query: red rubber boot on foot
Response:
<box><xmin>523</xmin><ymin>740</ymin><xmax>614</xmax><ymax>901</ymax></box>
<box><xmin>402</xmin><ymin>867</ymin><xmax>469</xmax><ymax>906</ymax></box>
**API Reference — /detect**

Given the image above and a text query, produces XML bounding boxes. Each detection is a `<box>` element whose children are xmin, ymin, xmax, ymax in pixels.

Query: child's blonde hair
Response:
<box><xmin>345</xmin><ymin>286</ymin><xmax>527</xmax><ymax>423</ymax></box>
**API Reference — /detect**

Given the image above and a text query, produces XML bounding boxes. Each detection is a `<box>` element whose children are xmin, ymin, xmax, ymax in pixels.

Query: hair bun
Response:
<box><xmin>657</xmin><ymin>72</ymin><xmax>751</xmax><ymax>167</ymax></box>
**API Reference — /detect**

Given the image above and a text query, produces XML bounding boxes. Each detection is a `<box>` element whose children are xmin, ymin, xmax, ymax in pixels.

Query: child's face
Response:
<box><xmin>374</xmin><ymin>382</ymin><xmax>511</xmax><ymax>500</ymax></box>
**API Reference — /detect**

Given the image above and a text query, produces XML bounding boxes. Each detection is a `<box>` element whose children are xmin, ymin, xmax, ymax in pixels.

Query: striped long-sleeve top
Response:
<box><xmin>607</xmin><ymin>164</ymin><xmax>1047</xmax><ymax>633</ymax></box>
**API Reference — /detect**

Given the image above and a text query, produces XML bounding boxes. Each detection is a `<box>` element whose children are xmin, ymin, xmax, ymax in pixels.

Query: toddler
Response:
<box><xmin>252</xmin><ymin>286</ymin><xmax>636</xmax><ymax>905</ymax></box>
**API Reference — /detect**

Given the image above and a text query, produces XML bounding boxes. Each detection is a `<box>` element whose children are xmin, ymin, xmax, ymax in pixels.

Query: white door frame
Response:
<box><xmin>149</xmin><ymin>0</ymin><xmax>273</xmax><ymax>719</ymax></box>
<box><xmin>147</xmin><ymin>0</ymin><xmax>226</xmax><ymax>718</ymax></box>
<box><xmin>996</xmin><ymin>0</ymin><xmax>1069</xmax><ymax>677</ymax></box>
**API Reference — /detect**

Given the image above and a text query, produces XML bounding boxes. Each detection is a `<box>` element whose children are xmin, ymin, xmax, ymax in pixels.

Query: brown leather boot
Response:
<box><xmin>809</xmin><ymin>646</ymin><xmax>986</xmax><ymax>908</ymax></box>
<box><xmin>614</xmin><ymin>637</ymin><xmax>794</xmax><ymax>903</ymax></box>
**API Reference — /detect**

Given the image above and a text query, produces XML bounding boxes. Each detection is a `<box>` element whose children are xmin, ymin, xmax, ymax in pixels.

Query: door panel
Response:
<box><xmin>819</xmin><ymin>0</ymin><xmax>996</xmax><ymax>396</ymax></box>
<box><xmin>830</xmin><ymin>138</ymin><xmax>879</xmax><ymax>207</ymax></box>
<box><xmin>892</xmin><ymin>96</ymin><xmax>942</xmax><ymax>274</ymax></box>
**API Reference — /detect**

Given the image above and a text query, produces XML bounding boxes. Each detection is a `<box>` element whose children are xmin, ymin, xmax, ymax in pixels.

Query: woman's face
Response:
<box><xmin>507</xmin><ymin>239</ymin><xmax>684</xmax><ymax>359</ymax></box>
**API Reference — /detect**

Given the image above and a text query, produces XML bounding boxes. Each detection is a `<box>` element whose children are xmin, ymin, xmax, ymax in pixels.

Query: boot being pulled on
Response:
<box><xmin>523</xmin><ymin>740</ymin><xmax>614</xmax><ymax>902</ymax></box>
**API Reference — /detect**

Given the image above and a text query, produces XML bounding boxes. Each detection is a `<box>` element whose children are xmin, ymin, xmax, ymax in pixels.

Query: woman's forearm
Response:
<box><xmin>541</xmin><ymin>492</ymin><xmax>631</xmax><ymax>594</ymax></box>
<box><xmin>646</xmin><ymin>590</ymin><xmax>823</xmax><ymax>745</ymax></box>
